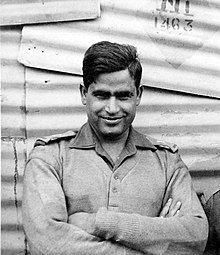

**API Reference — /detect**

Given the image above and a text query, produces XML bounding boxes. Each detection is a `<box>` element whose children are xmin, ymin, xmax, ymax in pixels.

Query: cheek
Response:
<box><xmin>86</xmin><ymin>100</ymin><xmax>104</xmax><ymax>114</ymax></box>
<box><xmin>122</xmin><ymin>101</ymin><xmax>137</xmax><ymax>113</ymax></box>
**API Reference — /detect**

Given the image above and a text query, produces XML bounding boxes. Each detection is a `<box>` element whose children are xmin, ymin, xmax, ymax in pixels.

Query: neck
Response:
<box><xmin>91</xmin><ymin>126</ymin><xmax>130</xmax><ymax>160</ymax></box>
<box><xmin>94</xmin><ymin>128</ymin><xmax>130</xmax><ymax>146</ymax></box>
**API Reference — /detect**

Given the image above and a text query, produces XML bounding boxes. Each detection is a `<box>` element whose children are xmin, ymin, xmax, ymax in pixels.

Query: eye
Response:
<box><xmin>116</xmin><ymin>92</ymin><xmax>133</xmax><ymax>100</ymax></box>
<box><xmin>93</xmin><ymin>91</ymin><xmax>110</xmax><ymax>100</ymax></box>
<box><xmin>118</xmin><ymin>96</ymin><xmax>129</xmax><ymax>100</ymax></box>
<box><xmin>97</xmin><ymin>95</ymin><xmax>107</xmax><ymax>100</ymax></box>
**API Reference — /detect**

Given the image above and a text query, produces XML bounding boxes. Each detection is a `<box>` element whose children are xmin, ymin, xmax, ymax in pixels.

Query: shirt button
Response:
<box><xmin>112</xmin><ymin>187</ymin><xmax>117</xmax><ymax>193</ymax></box>
<box><xmin>114</xmin><ymin>175</ymin><xmax>119</xmax><ymax>180</ymax></box>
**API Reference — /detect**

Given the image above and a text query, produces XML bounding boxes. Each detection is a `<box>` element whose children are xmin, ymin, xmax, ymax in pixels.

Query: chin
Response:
<box><xmin>105</xmin><ymin>132</ymin><xmax>120</xmax><ymax>138</ymax></box>
<box><xmin>102</xmin><ymin>129</ymin><xmax>126</xmax><ymax>140</ymax></box>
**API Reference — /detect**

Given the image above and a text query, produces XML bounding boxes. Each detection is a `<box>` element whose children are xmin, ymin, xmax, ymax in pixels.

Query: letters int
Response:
<box><xmin>160</xmin><ymin>0</ymin><xmax>190</xmax><ymax>14</ymax></box>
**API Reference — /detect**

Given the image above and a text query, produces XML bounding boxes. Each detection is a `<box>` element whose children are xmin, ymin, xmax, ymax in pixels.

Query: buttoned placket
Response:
<box><xmin>107</xmin><ymin>142</ymin><xmax>137</xmax><ymax>209</ymax></box>
<box><xmin>108</xmin><ymin>159</ymin><xmax>121</xmax><ymax>211</ymax></box>
<box><xmin>69</xmin><ymin>123</ymin><xmax>157</xmax><ymax>212</ymax></box>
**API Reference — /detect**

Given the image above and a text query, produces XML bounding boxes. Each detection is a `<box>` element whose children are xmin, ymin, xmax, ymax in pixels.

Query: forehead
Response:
<box><xmin>89</xmin><ymin>69</ymin><xmax>135</xmax><ymax>92</ymax></box>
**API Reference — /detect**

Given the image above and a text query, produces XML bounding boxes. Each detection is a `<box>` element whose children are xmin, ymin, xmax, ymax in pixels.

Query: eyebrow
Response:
<box><xmin>92</xmin><ymin>90</ymin><xmax>134</xmax><ymax>97</ymax></box>
<box><xmin>115</xmin><ymin>91</ymin><xmax>134</xmax><ymax>97</ymax></box>
<box><xmin>92</xmin><ymin>90</ymin><xmax>110</xmax><ymax>96</ymax></box>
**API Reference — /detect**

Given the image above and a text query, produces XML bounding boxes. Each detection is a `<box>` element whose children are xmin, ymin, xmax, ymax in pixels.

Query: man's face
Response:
<box><xmin>81</xmin><ymin>69</ymin><xmax>143</xmax><ymax>141</ymax></box>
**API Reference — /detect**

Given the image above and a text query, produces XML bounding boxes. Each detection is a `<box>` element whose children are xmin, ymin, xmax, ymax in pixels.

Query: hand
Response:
<box><xmin>159</xmin><ymin>198</ymin><xmax>181</xmax><ymax>218</ymax></box>
<box><xmin>68</xmin><ymin>212</ymin><xmax>96</xmax><ymax>234</ymax></box>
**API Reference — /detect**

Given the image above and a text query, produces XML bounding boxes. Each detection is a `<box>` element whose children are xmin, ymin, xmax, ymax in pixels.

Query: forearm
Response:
<box><xmin>91</xmin><ymin>207</ymin><xmax>208</xmax><ymax>255</ymax></box>
<box><xmin>70</xmin><ymin>207</ymin><xmax>208</xmax><ymax>254</ymax></box>
<box><xmin>24</xmin><ymin>214</ymin><xmax>141</xmax><ymax>255</ymax></box>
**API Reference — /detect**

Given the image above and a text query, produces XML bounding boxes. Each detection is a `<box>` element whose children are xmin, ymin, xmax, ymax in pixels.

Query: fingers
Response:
<box><xmin>159</xmin><ymin>199</ymin><xmax>182</xmax><ymax>218</ymax></box>
<box><xmin>176</xmin><ymin>209</ymin><xmax>180</xmax><ymax>216</ymax></box>
<box><xmin>169</xmin><ymin>201</ymin><xmax>181</xmax><ymax>217</ymax></box>
<box><xmin>159</xmin><ymin>198</ymin><xmax>172</xmax><ymax>218</ymax></box>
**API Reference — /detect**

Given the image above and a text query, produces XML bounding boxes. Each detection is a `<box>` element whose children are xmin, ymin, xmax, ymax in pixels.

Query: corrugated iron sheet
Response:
<box><xmin>18</xmin><ymin>0</ymin><xmax>220</xmax><ymax>97</ymax></box>
<box><xmin>1</xmin><ymin>26</ymin><xmax>26</xmax><ymax>137</ymax></box>
<box><xmin>1</xmin><ymin>26</ymin><xmax>28</xmax><ymax>254</ymax></box>
<box><xmin>1</xmin><ymin>139</ymin><xmax>27</xmax><ymax>254</ymax></box>
<box><xmin>0</xmin><ymin>0</ymin><xmax>100</xmax><ymax>26</ymax></box>
<box><xmin>1</xmin><ymin>1</ymin><xmax>220</xmax><ymax>254</ymax></box>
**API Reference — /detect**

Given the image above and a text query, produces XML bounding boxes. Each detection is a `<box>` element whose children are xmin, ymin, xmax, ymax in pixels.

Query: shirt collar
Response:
<box><xmin>69</xmin><ymin>122</ymin><xmax>95</xmax><ymax>149</ymax></box>
<box><xmin>69</xmin><ymin>122</ymin><xmax>157</xmax><ymax>151</ymax></box>
<box><xmin>130</xmin><ymin>127</ymin><xmax>157</xmax><ymax>150</ymax></box>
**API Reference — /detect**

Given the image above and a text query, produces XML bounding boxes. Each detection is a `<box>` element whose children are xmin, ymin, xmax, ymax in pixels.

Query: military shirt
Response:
<box><xmin>22</xmin><ymin>122</ymin><xmax>208</xmax><ymax>255</ymax></box>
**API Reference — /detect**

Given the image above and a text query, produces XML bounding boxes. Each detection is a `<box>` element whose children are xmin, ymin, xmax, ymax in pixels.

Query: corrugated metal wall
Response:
<box><xmin>0</xmin><ymin>0</ymin><xmax>100</xmax><ymax>26</ymax></box>
<box><xmin>17</xmin><ymin>0</ymin><xmax>220</xmax><ymax>97</ymax></box>
<box><xmin>1</xmin><ymin>0</ymin><xmax>220</xmax><ymax>254</ymax></box>
<box><xmin>1</xmin><ymin>25</ymin><xmax>28</xmax><ymax>254</ymax></box>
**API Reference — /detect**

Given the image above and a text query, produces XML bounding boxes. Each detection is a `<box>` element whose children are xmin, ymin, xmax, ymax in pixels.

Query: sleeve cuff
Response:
<box><xmin>93</xmin><ymin>207</ymin><xmax>119</xmax><ymax>239</ymax></box>
<box><xmin>94</xmin><ymin>207</ymin><xmax>141</xmax><ymax>242</ymax></box>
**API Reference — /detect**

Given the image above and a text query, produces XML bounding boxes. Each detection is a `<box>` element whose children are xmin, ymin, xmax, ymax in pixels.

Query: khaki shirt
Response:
<box><xmin>22</xmin><ymin>122</ymin><xmax>208</xmax><ymax>255</ymax></box>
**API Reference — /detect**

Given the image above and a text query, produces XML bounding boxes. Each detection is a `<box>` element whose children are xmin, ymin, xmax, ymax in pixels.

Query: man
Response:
<box><xmin>204</xmin><ymin>190</ymin><xmax>220</xmax><ymax>255</ymax></box>
<box><xmin>22</xmin><ymin>41</ymin><xmax>208</xmax><ymax>254</ymax></box>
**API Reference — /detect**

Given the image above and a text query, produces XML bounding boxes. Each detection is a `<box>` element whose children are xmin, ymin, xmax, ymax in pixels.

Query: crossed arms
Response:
<box><xmin>22</xmin><ymin>146</ymin><xmax>208</xmax><ymax>255</ymax></box>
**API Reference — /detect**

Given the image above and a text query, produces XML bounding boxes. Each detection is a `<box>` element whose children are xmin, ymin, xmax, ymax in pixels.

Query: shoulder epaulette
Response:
<box><xmin>146</xmin><ymin>136</ymin><xmax>178</xmax><ymax>153</ymax></box>
<box><xmin>34</xmin><ymin>131</ymin><xmax>77</xmax><ymax>147</ymax></box>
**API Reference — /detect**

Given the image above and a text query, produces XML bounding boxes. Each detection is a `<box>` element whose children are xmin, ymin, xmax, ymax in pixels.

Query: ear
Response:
<box><xmin>136</xmin><ymin>86</ymin><xmax>143</xmax><ymax>106</ymax></box>
<box><xmin>80</xmin><ymin>84</ymin><xmax>87</xmax><ymax>105</ymax></box>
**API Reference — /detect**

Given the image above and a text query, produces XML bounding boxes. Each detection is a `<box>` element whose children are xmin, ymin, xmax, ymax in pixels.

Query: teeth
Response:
<box><xmin>103</xmin><ymin>117</ymin><xmax>121</xmax><ymax>120</ymax></box>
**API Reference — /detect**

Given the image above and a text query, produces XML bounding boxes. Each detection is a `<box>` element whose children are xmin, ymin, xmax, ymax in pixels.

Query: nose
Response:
<box><xmin>105</xmin><ymin>97</ymin><xmax>120</xmax><ymax>114</ymax></box>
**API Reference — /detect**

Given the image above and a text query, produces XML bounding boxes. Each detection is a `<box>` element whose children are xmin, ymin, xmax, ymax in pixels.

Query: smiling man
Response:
<box><xmin>80</xmin><ymin>67</ymin><xmax>142</xmax><ymax>163</ymax></box>
<box><xmin>22</xmin><ymin>41</ymin><xmax>208</xmax><ymax>254</ymax></box>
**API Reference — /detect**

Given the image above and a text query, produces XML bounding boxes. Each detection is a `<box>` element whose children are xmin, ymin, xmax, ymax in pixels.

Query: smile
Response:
<box><xmin>102</xmin><ymin>116</ymin><xmax>123</xmax><ymax>120</ymax></box>
<box><xmin>101</xmin><ymin>116</ymin><xmax>123</xmax><ymax>124</ymax></box>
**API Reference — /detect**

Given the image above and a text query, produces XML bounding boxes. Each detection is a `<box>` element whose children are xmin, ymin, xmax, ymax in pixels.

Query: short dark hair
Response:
<box><xmin>82</xmin><ymin>41</ymin><xmax>142</xmax><ymax>90</ymax></box>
